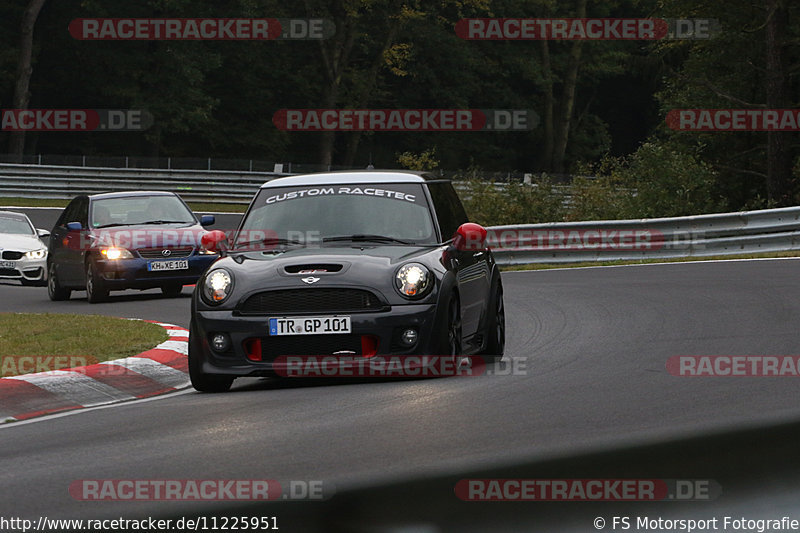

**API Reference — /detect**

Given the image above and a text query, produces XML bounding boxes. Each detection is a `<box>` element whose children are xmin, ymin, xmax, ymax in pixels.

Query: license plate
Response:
<box><xmin>148</xmin><ymin>260</ymin><xmax>189</xmax><ymax>271</ymax></box>
<box><xmin>0</xmin><ymin>261</ymin><xmax>15</xmax><ymax>268</ymax></box>
<box><xmin>269</xmin><ymin>316</ymin><xmax>351</xmax><ymax>336</ymax></box>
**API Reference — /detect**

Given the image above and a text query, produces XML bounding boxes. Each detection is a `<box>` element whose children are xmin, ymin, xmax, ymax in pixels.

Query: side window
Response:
<box><xmin>77</xmin><ymin>197</ymin><xmax>89</xmax><ymax>228</ymax></box>
<box><xmin>427</xmin><ymin>182</ymin><xmax>468</xmax><ymax>241</ymax></box>
<box><xmin>56</xmin><ymin>198</ymin><xmax>80</xmax><ymax>227</ymax></box>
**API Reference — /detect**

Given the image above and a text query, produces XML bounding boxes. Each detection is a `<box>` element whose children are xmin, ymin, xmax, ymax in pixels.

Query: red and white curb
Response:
<box><xmin>0</xmin><ymin>321</ymin><xmax>189</xmax><ymax>423</ymax></box>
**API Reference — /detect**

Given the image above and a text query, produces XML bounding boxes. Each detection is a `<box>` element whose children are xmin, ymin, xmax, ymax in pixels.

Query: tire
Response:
<box><xmin>480</xmin><ymin>280</ymin><xmax>505</xmax><ymax>362</ymax></box>
<box><xmin>436</xmin><ymin>292</ymin><xmax>463</xmax><ymax>365</ymax></box>
<box><xmin>47</xmin><ymin>263</ymin><xmax>71</xmax><ymax>301</ymax></box>
<box><xmin>85</xmin><ymin>259</ymin><xmax>109</xmax><ymax>303</ymax></box>
<box><xmin>161</xmin><ymin>283</ymin><xmax>183</xmax><ymax>297</ymax></box>
<box><xmin>188</xmin><ymin>326</ymin><xmax>234</xmax><ymax>393</ymax></box>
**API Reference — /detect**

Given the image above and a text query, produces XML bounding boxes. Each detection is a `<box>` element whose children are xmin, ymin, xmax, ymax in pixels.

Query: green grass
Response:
<box><xmin>0</xmin><ymin>197</ymin><xmax>247</xmax><ymax>213</ymax></box>
<box><xmin>501</xmin><ymin>251</ymin><xmax>800</xmax><ymax>271</ymax></box>
<box><xmin>0</xmin><ymin>313</ymin><xmax>168</xmax><ymax>376</ymax></box>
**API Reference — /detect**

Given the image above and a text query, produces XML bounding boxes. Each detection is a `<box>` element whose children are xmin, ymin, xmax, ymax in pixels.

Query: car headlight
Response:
<box><xmin>25</xmin><ymin>248</ymin><xmax>46</xmax><ymax>260</ymax></box>
<box><xmin>395</xmin><ymin>263</ymin><xmax>432</xmax><ymax>299</ymax></box>
<box><xmin>100</xmin><ymin>247</ymin><xmax>133</xmax><ymax>260</ymax></box>
<box><xmin>203</xmin><ymin>269</ymin><xmax>233</xmax><ymax>305</ymax></box>
<box><xmin>198</xmin><ymin>247</ymin><xmax>218</xmax><ymax>255</ymax></box>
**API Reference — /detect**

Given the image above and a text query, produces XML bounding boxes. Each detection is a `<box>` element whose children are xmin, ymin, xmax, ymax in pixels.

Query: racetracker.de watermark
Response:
<box><xmin>1</xmin><ymin>355</ymin><xmax>99</xmax><ymax>377</ymax></box>
<box><xmin>667</xmin><ymin>356</ymin><xmax>800</xmax><ymax>376</ymax></box>
<box><xmin>272</xmin><ymin>109</ymin><xmax>538</xmax><ymax>131</ymax></box>
<box><xmin>68</xmin><ymin>18</ymin><xmax>334</xmax><ymax>40</ymax></box>
<box><xmin>455</xmin><ymin>18</ymin><xmax>719</xmax><ymax>40</ymax></box>
<box><xmin>271</xmin><ymin>355</ymin><xmax>526</xmax><ymax>378</ymax></box>
<box><xmin>69</xmin><ymin>479</ymin><xmax>332</xmax><ymax>501</ymax></box>
<box><xmin>1</xmin><ymin>109</ymin><xmax>152</xmax><ymax>132</ymax></box>
<box><xmin>667</xmin><ymin>109</ymin><xmax>800</xmax><ymax>131</ymax></box>
<box><xmin>455</xmin><ymin>479</ymin><xmax>720</xmax><ymax>501</ymax></box>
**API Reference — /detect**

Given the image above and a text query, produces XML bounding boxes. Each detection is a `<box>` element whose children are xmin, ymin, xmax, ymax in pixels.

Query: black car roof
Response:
<box><xmin>260</xmin><ymin>170</ymin><xmax>442</xmax><ymax>189</ymax></box>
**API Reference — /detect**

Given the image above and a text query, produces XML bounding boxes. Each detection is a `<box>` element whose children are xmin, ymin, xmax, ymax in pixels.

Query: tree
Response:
<box><xmin>7</xmin><ymin>0</ymin><xmax>46</xmax><ymax>160</ymax></box>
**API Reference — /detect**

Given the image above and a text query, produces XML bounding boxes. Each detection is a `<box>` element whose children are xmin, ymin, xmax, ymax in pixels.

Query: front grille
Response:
<box><xmin>1</xmin><ymin>251</ymin><xmax>24</xmax><ymax>260</ymax></box>
<box><xmin>260</xmin><ymin>334</ymin><xmax>364</xmax><ymax>358</ymax></box>
<box><xmin>138</xmin><ymin>247</ymin><xmax>194</xmax><ymax>259</ymax></box>
<box><xmin>239</xmin><ymin>288</ymin><xmax>386</xmax><ymax>315</ymax></box>
<box><xmin>0</xmin><ymin>268</ymin><xmax>19</xmax><ymax>276</ymax></box>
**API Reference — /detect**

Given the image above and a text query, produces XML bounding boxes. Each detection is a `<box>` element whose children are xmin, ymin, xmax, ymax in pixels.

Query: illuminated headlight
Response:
<box><xmin>100</xmin><ymin>247</ymin><xmax>133</xmax><ymax>260</ymax></box>
<box><xmin>395</xmin><ymin>263</ymin><xmax>432</xmax><ymax>299</ymax></box>
<box><xmin>198</xmin><ymin>248</ymin><xmax>218</xmax><ymax>255</ymax></box>
<box><xmin>203</xmin><ymin>269</ymin><xmax>233</xmax><ymax>305</ymax></box>
<box><xmin>25</xmin><ymin>248</ymin><xmax>46</xmax><ymax>260</ymax></box>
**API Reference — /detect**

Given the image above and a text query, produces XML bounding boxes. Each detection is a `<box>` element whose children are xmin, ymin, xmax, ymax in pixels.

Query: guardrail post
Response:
<box><xmin>207</xmin><ymin>158</ymin><xmax>211</xmax><ymax>170</ymax></box>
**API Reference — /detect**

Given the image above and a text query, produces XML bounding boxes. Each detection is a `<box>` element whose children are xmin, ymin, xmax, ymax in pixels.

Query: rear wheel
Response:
<box><xmin>188</xmin><ymin>327</ymin><xmax>234</xmax><ymax>393</ymax></box>
<box><xmin>85</xmin><ymin>259</ymin><xmax>109</xmax><ymax>303</ymax></box>
<box><xmin>47</xmin><ymin>263</ymin><xmax>71</xmax><ymax>301</ymax></box>
<box><xmin>161</xmin><ymin>283</ymin><xmax>183</xmax><ymax>297</ymax></box>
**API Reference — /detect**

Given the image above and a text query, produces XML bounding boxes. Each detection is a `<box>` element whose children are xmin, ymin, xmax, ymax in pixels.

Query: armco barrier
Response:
<box><xmin>488</xmin><ymin>207</ymin><xmax>800</xmax><ymax>264</ymax></box>
<box><xmin>0</xmin><ymin>163</ymin><xmax>287</xmax><ymax>203</ymax></box>
<box><xmin>2</xmin><ymin>163</ymin><xmax>799</xmax><ymax>264</ymax></box>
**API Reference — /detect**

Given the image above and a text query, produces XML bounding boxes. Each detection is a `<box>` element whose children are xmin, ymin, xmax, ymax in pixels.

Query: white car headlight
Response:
<box><xmin>395</xmin><ymin>263</ymin><xmax>432</xmax><ymax>298</ymax></box>
<box><xmin>203</xmin><ymin>269</ymin><xmax>233</xmax><ymax>305</ymax></box>
<box><xmin>100</xmin><ymin>247</ymin><xmax>133</xmax><ymax>260</ymax></box>
<box><xmin>25</xmin><ymin>248</ymin><xmax>46</xmax><ymax>260</ymax></box>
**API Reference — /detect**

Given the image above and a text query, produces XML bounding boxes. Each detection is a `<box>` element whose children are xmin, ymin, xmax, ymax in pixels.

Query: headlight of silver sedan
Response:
<box><xmin>25</xmin><ymin>248</ymin><xmax>46</xmax><ymax>260</ymax></box>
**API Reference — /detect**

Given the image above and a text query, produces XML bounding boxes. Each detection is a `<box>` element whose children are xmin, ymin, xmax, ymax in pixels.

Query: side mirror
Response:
<box><xmin>200</xmin><ymin>215</ymin><xmax>215</xmax><ymax>227</ymax></box>
<box><xmin>66</xmin><ymin>222</ymin><xmax>82</xmax><ymax>231</ymax></box>
<box><xmin>36</xmin><ymin>228</ymin><xmax>51</xmax><ymax>240</ymax></box>
<box><xmin>453</xmin><ymin>223</ymin><xmax>487</xmax><ymax>251</ymax></box>
<box><xmin>201</xmin><ymin>230</ymin><xmax>228</xmax><ymax>254</ymax></box>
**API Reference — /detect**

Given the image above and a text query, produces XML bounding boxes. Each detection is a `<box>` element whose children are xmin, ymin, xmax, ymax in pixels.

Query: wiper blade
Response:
<box><xmin>323</xmin><ymin>234</ymin><xmax>414</xmax><ymax>245</ymax></box>
<box><xmin>140</xmin><ymin>220</ymin><xmax>191</xmax><ymax>225</ymax></box>
<box><xmin>94</xmin><ymin>223</ymin><xmax>129</xmax><ymax>229</ymax></box>
<box><xmin>234</xmin><ymin>237</ymin><xmax>305</xmax><ymax>249</ymax></box>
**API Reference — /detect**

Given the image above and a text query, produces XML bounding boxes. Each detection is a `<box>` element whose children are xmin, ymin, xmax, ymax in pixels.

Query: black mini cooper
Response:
<box><xmin>189</xmin><ymin>171</ymin><xmax>504</xmax><ymax>392</ymax></box>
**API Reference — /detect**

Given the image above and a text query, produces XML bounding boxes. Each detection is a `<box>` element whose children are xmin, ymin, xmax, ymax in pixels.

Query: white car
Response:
<box><xmin>0</xmin><ymin>210</ymin><xmax>49</xmax><ymax>286</ymax></box>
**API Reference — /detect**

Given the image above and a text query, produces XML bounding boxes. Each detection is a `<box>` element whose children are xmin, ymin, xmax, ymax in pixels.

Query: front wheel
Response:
<box><xmin>480</xmin><ymin>281</ymin><xmax>505</xmax><ymax>362</ymax></box>
<box><xmin>436</xmin><ymin>292</ymin><xmax>463</xmax><ymax>364</ymax></box>
<box><xmin>161</xmin><ymin>283</ymin><xmax>183</xmax><ymax>297</ymax></box>
<box><xmin>188</xmin><ymin>327</ymin><xmax>234</xmax><ymax>393</ymax></box>
<box><xmin>47</xmin><ymin>263</ymin><xmax>71</xmax><ymax>301</ymax></box>
<box><xmin>85</xmin><ymin>260</ymin><xmax>109</xmax><ymax>303</ymax></box>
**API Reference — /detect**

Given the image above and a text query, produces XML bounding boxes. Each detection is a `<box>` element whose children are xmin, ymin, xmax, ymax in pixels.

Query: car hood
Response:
<box><xmin>89</xmin><ymin>224</ymin><xmax>207</xmax><ymax>249</ymax></box>
<box><xmin>210</xmin><ymin>244</ymin><xmax>446</xmax><ymax>299</ymax></box>
<box><xmin>0</xmin><ymin>233</ymin><xmax>45</xmax><ymax>252</ymax></box>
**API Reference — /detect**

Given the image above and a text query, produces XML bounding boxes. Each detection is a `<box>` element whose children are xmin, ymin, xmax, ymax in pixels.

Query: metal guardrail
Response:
<box><xmin>2</xmin><ymin>162</ymin><xmax>799</xmax><ymax>264</ymax></box>
<box><xmin>488</xmin><ymin>207</ymin><xmax>800</xmax><ymax>264</ymax></box>
<box><xmin>0</xmin><ymin>163</ymin><xmax>287</xmax><ymax>203</ymax></box>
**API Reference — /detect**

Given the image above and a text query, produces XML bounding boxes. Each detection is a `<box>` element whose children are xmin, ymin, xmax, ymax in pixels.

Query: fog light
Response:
<box><xmin>400</xmin><ymin>328</ymin><xmax>418</xmax><ymax>346</ymax></box>
<box><xmin>210</xmin><ymin>333</ymin><xmax>230</xmax><ymax>352</ymax></box>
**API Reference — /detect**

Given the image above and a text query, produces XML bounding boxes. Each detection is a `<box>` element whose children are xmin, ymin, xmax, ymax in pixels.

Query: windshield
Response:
<box><xmin>235</xmin><ymin>183</ymin><xmax>436</xmax><ymax>248</ymax></box>
<box><xmin>0</xmin><ymin>215</ymin><xmax>34</xmax><ymax>235</ymax></box>
<box><xmin>90</xmin><ymin>195</ymin><xmax>196</xmax><ymax>227</ymax></box>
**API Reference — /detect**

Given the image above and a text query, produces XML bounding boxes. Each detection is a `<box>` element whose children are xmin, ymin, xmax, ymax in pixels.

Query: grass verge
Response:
<box><xmin>501</xmin><ymin>251</ymin><xmax>800</xmax><ymax>271</ymax></box>
<box><xmin>0</xmin><ymin>313</ymin><xmax>168</xmax><ymax>376</ymax></box>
